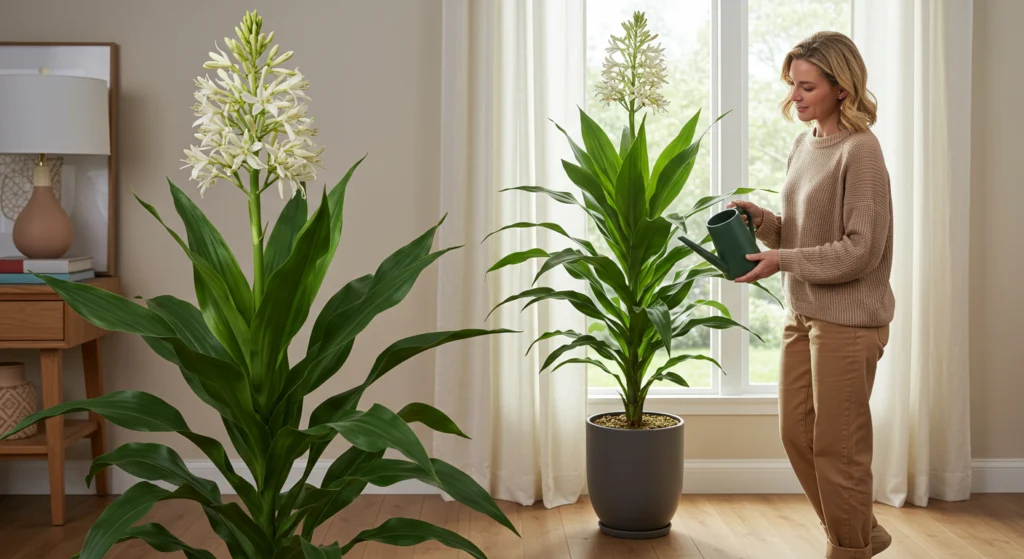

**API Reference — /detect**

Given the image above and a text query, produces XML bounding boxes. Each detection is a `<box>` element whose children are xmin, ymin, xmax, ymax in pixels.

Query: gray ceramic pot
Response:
<box><xmin>586</xmin><ymin>411</ymin><xmax>684</xmax><ymax>539</ymax></box>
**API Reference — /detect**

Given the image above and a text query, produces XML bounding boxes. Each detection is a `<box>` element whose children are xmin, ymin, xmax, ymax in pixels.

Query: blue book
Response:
<box><xmin>0</xmin><ymin>270</ymin><xmax>96</xmax><ymax>284</ymax></box>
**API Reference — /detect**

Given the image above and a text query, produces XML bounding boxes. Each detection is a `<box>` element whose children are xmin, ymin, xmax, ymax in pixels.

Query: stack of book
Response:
<box><xmin>0</xmin><ymin>256</ymin><xmax>95</xmax><ymax>284</ymax></box>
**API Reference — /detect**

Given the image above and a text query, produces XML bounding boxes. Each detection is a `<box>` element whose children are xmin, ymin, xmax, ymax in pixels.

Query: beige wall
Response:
<box><xmin>0</xmin><ymin>0</ymin><xmax>1018</xmax><ymax>473</ymax></box>
<box><xmin>969</xmin><ymin>0</ymin><xmax>1024</xmax><ymax>459</ymax></box>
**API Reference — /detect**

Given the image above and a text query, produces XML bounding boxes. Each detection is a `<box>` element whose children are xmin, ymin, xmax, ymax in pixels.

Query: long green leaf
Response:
<box><xmin>649</xmin><ymin>111</ymin><xmax>730</xmax><ymax>217</ymax></box>
<box><xmin>500</xmin><ymin>185</ymin><xmax>582</xmax><ymax>207</ymax></box>
<box><xmin>614</xmin><ymin>118</ymin><xmax>648</xmax><ymax>230</ymax></box>
<box><xmin>645</xmin><ymin>302</ymin><xmax>674</xmax><ymax>357</ymax></box>
<box><xmin>144</xmin><ymin>296</ymin><xmax>230</xmax><ymax>361</ymax></box>
<box><xmin>365</xmin><ymin>329</ymin><xmax>515</xmax><ymax>387</ymax></box>
<box><xmin>134</xmin><ymin>192</ymin><xmax>251</xmax><ymax>367</ymax></box>
<box><xmin>482</xmin><ymin>221</ymin><xmax>596</xmax><ymax>256</ymax></box>
<box><xmin>579</xmin><ymin>108</ymin><xmax>621</xmax><ymax>186</ymax></box>
<box><xmin>251</xmin><ymin>187</ymin><xmax>333</xmax><ymax>412</ymax></box>
<box><xmin>486</xmin><ymin>287</ymin><xmax>555</xmax><ymax>320</ymax></box>
<box><xmin>169</xmin><ymin>180</ymin><xmax>253</xmax><ymax>322</ymax></box>
<box><xmin>34</xmin><ymin>276</ymin><xmax>174</xmax><ymax>338</ymax></box>
<box><xmin>0</xmin><ymin>391</ymin><xmax>188</xmax><ymax>441</ymax></box>
<box><xmin>396</xmin><ymin>403</ymin><xmax>470</xmax><ymax>439</ymax></box>
<box><xmin>526</xmin><ymin>330</ymin><xmax>582</xmax><ymax>356</ymax></box>
<box><xmin>682</xmin><ymin>187</ymin><xmax>774</xmax><ymax>221</ymax></box>
<box><xmin>264</xmin><ymin>186</ymin><xmax>309</xmax><ymax>280</ymax></box>
<box><xmin>486</xmin><ymin>248</ymin><xmax>550</xmax><ymax>274</ymax></box>
<box><xmin>85</xmin><ymin>442</ymin><xmax>221</xmax><ymax>504</ymax></box>
<box><xmin>674</xmin><ymin>315</ymin><xmax>765</xmax><ymax>344</ymax></box>
<box><xmin>349</xmin><ymin>458</ymin><xmax>518</xmax><ymax>536</ymax></box>
<box><xmin>627</xmin><ymin>217</ymin><xmax>672</xmax><ymax>288</ymax></box>
<box><xmin>541</xmin><ymin>336</ymin><xmax>620</xmax><ymax>372</ymax></box>
<box><xmin>342</xmin><ymin>518</ymin><xmax>488</xmax><ymax>559</ymax></box>
<box><xmin>91</xmin><ymin>522</ymin><xmax>217</xmax><ymax>559</ymax></box>
<box><xmin>310</xmin><ymin>155</ymin><xmax>364</xmax><ymax>292</ymax></box>
<box><xmin>649</xmin><ymin>109</ymin><xmax>700</xmax><ymax>193</ymax></box>
<box><xmin>552</xmin><ymin>118</ymin><xmax>616</xmax><ymax>198</ymax></box>
<box><xmin>301</xmin><ymin>539</ymin><xmax>343</xmax><ymax>559</ymax></box>
<box><xmin>652</xmin><ymin>372</ymin><xmax>690</xmax><ymax>388</ymax></box>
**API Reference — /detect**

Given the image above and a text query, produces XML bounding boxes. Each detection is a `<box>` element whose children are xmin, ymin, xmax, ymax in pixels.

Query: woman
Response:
<box><xmin>728</xmin><ymin>31</ymin><xmax>895</xmax><ymax>559</ymax></box>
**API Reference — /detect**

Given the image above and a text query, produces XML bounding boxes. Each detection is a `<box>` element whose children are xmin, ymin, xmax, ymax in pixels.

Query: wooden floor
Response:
<box><xmin>2</xmin><ymin>493</ymin><xmax>1023</xmax><ymax>558</ymax></box>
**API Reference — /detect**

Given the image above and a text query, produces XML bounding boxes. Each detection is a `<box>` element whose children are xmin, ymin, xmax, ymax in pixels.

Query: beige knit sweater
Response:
<box><xmin>755</xmin><ymin>127</ymin><xmax>895</xmax><ymax>328</ymax></box>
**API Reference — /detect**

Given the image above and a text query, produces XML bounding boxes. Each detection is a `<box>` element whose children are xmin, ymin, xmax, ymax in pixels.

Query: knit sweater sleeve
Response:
<box><xmin>777</xmin><ymin>140</ymin><xmax>891</xmax><ymax>284</ymax></box>
<box><xmin>755</xmin><ymin>208</ymin><xmax>782</xmax><ymax>249</ymax></box>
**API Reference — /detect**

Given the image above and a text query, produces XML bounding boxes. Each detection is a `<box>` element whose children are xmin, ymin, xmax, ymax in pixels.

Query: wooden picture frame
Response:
<box><xmin>0</xmin><ymin>42</ymin><xmax>119</xmax><ymax>277</ymax></box>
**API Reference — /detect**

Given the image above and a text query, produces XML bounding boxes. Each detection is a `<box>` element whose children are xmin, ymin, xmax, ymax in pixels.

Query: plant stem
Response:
<box><xmin>248</xmin><ymin>169</ymin><xmax>265</xmax><ymax>307</ymax></box>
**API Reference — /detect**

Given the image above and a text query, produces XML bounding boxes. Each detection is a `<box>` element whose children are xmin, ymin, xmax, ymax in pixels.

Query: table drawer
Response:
<box><xmin>0</xmin><ymin>302</ymin><xmax>64</xmax><ymax>340</ymax></box>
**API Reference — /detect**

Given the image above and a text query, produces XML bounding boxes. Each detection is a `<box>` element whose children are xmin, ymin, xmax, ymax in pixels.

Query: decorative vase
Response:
<box><xmin>586</xmin><ymin>411</ymin><xmax>684</xmax><ymax>539</ymax></box>
<box><xmin>12</xmin><ymin>160</ymin><xmax>74</xmax><ymax>259</ymax></box>
<box><xmin>0</xmin><ymin>362</ymin><xmax>38</xmax><ymax>440</ymax></box>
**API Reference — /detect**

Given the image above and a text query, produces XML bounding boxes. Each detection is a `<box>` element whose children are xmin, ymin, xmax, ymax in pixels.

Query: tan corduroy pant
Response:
<box><xmin>779</xmin><ymin>311</ymin><xmax>890</xmax><ymax>559</ymax></box>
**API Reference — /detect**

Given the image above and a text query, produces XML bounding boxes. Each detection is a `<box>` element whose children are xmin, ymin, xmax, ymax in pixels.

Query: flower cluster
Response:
<box><xmin>595</xmin><ymin>11</ymin><xmax>669</xmax><ymax>115</ymax></box>
<box><xmin>182</xmin><ymin>10</ymin><xmax>324</xmax><ymax>198</ymax></box>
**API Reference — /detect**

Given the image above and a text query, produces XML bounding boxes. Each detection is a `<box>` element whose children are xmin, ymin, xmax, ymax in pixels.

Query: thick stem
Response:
<box><xmin>248</xmin><ymin>169</ymin><xmax>265</xmax><ymax>307</ymax></box>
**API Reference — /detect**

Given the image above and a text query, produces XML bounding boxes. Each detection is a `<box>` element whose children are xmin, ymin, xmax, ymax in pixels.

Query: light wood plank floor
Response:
<box><xmin>1</xmin><ymin>493</ymin><xmax>1022</xmax><ymax>558</ymax></box>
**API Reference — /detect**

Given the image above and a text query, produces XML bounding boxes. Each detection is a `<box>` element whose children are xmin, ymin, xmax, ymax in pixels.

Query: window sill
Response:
<box><xmin>587</xmin><ymin>393</ymin><xmax>779</xmax><ymax>416</ymax></box>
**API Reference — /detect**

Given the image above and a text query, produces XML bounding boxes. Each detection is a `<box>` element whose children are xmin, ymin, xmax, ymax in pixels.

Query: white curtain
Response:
<box><xmin>433</xmin><ymin>0</ymin><xmax>588</xmax><ymax>508</ymax></box>
<box><xmin>853</xmin><ymin>0</ymin><xmax>974</xmax><ymax>507</ymax></box>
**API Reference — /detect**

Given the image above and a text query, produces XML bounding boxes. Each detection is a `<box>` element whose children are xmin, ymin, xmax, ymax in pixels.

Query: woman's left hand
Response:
<box><xmin>734</xmin><ymin>250</ymin><xmax>780</xmax><ymax>283</ymax></box>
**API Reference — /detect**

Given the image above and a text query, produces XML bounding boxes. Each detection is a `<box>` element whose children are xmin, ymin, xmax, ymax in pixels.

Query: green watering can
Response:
<box><xmin>677</xmin><ymin>207</ymin><xmax>761</xmax><ymax>280</ymax></box>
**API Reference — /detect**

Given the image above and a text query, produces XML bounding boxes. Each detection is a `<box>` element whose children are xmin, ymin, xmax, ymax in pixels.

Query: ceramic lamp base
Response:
<box><xmin>12</xmin><ymin>173</ymin><xmax>74</xmax><ymax>259</ymax></box>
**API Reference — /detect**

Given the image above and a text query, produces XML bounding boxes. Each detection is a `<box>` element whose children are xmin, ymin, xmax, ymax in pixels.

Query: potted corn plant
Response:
<box><xmin>486</xmin><ymin>12</ymin><xmax>776</xmax><ymax>539</ymax></box>
<box><xmin>0</xmin><ymin>11</ymin><xmax>519</xmax><ymax>558</ymax></box>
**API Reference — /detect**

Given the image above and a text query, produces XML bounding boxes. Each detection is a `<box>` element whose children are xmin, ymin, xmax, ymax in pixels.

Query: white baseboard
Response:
<box><xmin>2</xmin><ymin>458</ymin><xmax>1021</xmax><ymax>496</ymax></box>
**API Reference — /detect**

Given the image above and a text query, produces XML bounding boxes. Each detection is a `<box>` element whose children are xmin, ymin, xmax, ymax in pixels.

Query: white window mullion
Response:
<box><xmin>711</xmin><ymin>0</ymin><xmax>749</xmax><ymax>396</ymax></box>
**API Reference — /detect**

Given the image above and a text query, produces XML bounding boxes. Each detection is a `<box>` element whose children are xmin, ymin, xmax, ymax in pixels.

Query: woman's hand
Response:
<box><xmin>727</xmin><ymin>200</ymin><xmax>764</xmax><ymax>229</ymax></box>
<box><xmin>734</xmin><ymin>250</ymin><xmax>780</xmax><ymax>283</ymax></box>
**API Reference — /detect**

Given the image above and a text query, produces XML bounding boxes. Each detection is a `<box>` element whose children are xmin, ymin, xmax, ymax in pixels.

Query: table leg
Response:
<box><xmin>40</xmin><ymin>348</ymin><xmax>65</xmax><ymax>526</ymax></box>
<box><xmin>82</xmin><ymin>339</ymin><xmax>108</xmax><ymax>496</ymax></box>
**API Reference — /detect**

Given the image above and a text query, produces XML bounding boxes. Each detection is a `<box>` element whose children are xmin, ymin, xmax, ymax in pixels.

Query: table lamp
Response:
<box><xmin>0</xmin><ymin>69</ymin><xmax>110</xmax><ymax>259</ymax></box>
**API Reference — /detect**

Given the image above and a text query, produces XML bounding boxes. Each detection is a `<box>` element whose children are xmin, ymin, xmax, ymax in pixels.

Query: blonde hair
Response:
<box><xmin>780</xmin><ymin>31</ymin><xmax>877</xmax><ymax>133</ymax></box>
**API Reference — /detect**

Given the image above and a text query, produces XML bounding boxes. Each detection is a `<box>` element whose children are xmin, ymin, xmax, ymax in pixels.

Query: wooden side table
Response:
<box><xmin>0</xmin><ymin>276</ymin><xmax>119</xmax><ymax>525</ymax></box>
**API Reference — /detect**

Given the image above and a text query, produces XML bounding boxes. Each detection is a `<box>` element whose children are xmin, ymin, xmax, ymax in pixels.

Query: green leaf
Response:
<box><xmin>176</xmin><ymin>431</ymin><xmax>260</xmax><ymax>517</ymax></box>
<box><xmin>486</xmin><ymin>287</ymin><xmax>555</xmax><ymax>320</ymax></box>
<box><xmin>579</xmin><ymin>108</ymin><xmax>621</xmax><ymax>185</ymax></box>
<box><xmin>288</xmin><ymin>219</ymin><xmax>457</xmax><ymax>403</ymax></box>
<box><xmin>588</xmin><ymin>322</ymin><xmax>607</xmax><ymax>333</ymax></box>
<box><xmin>654</xmin><ymin>353</ymin><xmax>724</xmax><ymax>379</ymax></box>
<box><xmin>251</xmin><ymin>187</ymin><xmax>333</xmax><ymax>412</ymax></box>
<box><xmin>649</xmin><ymin>111</ymin><xmax>730</xmax><ymax>217</ymax></box>
<box><xmin>342</xmin><ymin>517</ymin><xmax>488</xmax><ymax>559</ymax></box>
<box><xmin>144</xmin><ymin>296</ymin><xmax>230</xmax><ymax>361</ymax></box>
<box><xmin>34</xmin><ymin>276</ymin><xmax>175</xmax><ymax>338</ymax></box>
<box><xmin>526</xmin><ymin>330</ymin><xmax>582</xmax><ymax>356</ymax></box>
<box><xmin>533</xmin><ymin>248</ymin><xmax>588</xmax><ymax>285</ymax></box>
<box><xmin>522</xmin><ymin>290</ymin><xmax>611</xmax><ymax>324</ymax></box>
<box><xmin>301</xmin><ymin>447</ymin><xmax>384</xmax><ymax>538</ymax></box>
<box><xmin>1</xmin><ymin>391</ymin><xmax>188</xmax><ymax>441</ymax></box>
<box><xmin>310</xmin><ymin>155</ymin><xmax>364</xmax><ymax>292</ymax></box>
<box><xmin>752</xmin><ymin>280</ymin><xmax>785</xmax><ymax>307</ymax></box>
<box><xmin>134</xmin><ymin>192</ymin><xmax>250</xmax><ymax>368</ymax></box>
<box><xmin>86</xmin><ymin>442</ymin><xmax>221</xmax><ymax>504</ymax></box>
<box><xmin>484</xmin><ymin>221</ymin><xmax>597</xmax><ymax>256</ymax></box>
<box><xmin>396</xmin><ymin>403</ymin><xmax>470</xmax><ymax>439</ymax></box>
<box><xmin>264</xmin><ymin>187</ymin><xmax>309</xmax><ymax>279</ymax></box>
<box><xmin>541</xmin><ymin>336</ymin><xmax>620</xmax><ymax>372</ymax></box>
<box><xmin>365</xmin><ymin>329</ymin><xmax>515</xmax><ymax>386</ymax></box>
<box><xmin>561</xmin><ymin>159</ymin><xmax>621</xmax><ymax>225</ymax></box>
<box><xmin>645</xmin><ymin>302</ymin><xmax>674</xmax><ymax>357</ymax></box>
<box><xmin>627</xmin><ymin>217</ymin><xmax>672</xmax><ymax>288</ymax></box>
<box><xmin>551</xmin><ymin>118</ymin><xmax>615</xmax><ymax>198</ymax></box>
<box><xmin>501</xmin><ymin>185</ymin><xmax>582</xmax><ymax>207</ymax></box>
<box><xmin>649</xmin><ymin>109</ymin><xmax>700</xmax><ymax>193</ymax></box>
<box><xmin>349</xmin><ymin>459</ymin><xmax>518</xmax><ymax>536</ymax></box>
<box><xmin>169</xmin><ymin>180</ymin><xmax>253</xmax><ymax>323</ymax></box>
<box><xmin>301</xmin><ymin>539</ymin><xmax>343</xmax><ymax>559</ymax></box>
<box><xmin>653</xmin><ymin>372</ymin><xmax>690</xmax><ymax>388</ymax></box>
<box><xmin>682</xmin><ymin>187</ymin><xmax>775</xmax><ymax>221</ymax></box>
<box><xmin>614</xmin><ymin>118</ymin><xmax>648</xmax><ymax>231</ymax></box>
<box><xmin>487</xmin><ymin>248</ymin><xmax>550</xmax><ymax>274</ymax></box>
<box><xmin>618</xmin><ymin>125</ymin><xmax>632</xmax><ymax>160</ymax></box>
<box><xmin>80</xmin><ymin>482</ymin><xmax>208</xmax><ymax>559</ymax></box>
<box><xmin>674</xmin><ymin>315</ymin><xmax>765</xmax><ymax>344</ymax></box>
<box><xmin>101</xmin><ymin>522</ymin><xmax>217</xmax><ymax>559</ymax></box>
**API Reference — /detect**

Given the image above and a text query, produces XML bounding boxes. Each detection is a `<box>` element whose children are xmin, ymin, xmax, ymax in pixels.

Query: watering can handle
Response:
<box><xmin>737</xmin><ymin>207</ymin><xmax>757</xmax><ymax>238</ymax></box>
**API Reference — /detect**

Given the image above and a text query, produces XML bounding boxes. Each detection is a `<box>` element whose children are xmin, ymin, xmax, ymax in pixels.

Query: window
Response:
<box><xmin>584</xmin><ymin>0</ymin><xmax>851</xmax><ymax>397</ymax></box>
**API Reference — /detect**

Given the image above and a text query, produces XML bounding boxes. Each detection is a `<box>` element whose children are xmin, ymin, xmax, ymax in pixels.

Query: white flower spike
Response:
<box><xmin>182</xmin><ymin>10</ymin><xmax>323</xmax><ymax>198</ymax></box>
<box><xmin>595</xmin><ymin>11</ymin><xmax>669</xmax><ymax>136</ymax></box>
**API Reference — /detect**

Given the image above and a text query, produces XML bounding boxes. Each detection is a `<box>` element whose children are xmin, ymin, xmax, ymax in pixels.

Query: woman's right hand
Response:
<box><xmin>727</xmin><ymin>200</ymin><xmax>765</xmax><ymax>229</ymax></box>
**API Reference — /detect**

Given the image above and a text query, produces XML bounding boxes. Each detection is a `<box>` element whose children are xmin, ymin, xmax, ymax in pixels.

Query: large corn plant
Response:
<box><xmin>486</xmin><ymin>12</ymin><xmax>777</xmax><ymax>428</ymax></box>
<box><xmin>0</xmin><ymin>11</ymin><xmax>517</xmax><ymax>559</ymax></box>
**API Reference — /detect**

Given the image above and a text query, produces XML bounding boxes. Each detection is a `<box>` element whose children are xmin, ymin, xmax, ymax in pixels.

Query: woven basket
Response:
<box><xmin>0</xmin><ymin>362</ymin><xmax>38</xmax><ymax>440</ymax></box>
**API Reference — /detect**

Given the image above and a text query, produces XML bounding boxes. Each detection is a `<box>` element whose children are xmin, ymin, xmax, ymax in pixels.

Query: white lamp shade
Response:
<box><xmin>0</xmin><ymin>74</ymin><xmax>110</xmax><ymax>155</ymax></box>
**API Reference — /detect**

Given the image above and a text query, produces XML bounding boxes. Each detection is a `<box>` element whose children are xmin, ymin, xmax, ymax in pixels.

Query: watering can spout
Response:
<box><xmin>677</xmin><ymin>235</ymin><xmax>729</xmax><ymax>276</ymax></box>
